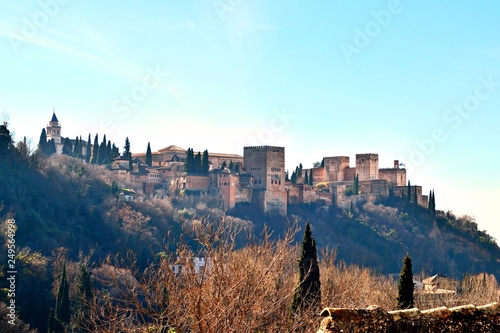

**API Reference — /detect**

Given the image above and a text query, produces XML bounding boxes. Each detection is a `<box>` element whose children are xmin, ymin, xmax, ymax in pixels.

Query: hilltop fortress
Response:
<box><xmin>42</xmin><ymin>113</ymin><xmax>428</xmax><ymax>214</ymax></box>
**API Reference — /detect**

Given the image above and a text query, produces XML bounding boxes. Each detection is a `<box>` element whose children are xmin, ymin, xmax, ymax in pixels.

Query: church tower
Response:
<box><xmin>46</xmin><ymin>109</ymin><xmax>63</xmax><ymax>154</ymax></box>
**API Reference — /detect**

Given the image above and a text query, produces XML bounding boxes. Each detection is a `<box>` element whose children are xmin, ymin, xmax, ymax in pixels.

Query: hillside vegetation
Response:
<box><xmin>0</xmin><ymin>124</ymin><xmax>499</xmax><ymax>332</ymax></box>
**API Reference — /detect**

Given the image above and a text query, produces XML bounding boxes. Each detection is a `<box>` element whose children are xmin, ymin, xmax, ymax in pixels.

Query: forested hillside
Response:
<box><xmin>0</xmin><ymin>123</ymin><xmax>499</xmax><ymax>332</ymax></box>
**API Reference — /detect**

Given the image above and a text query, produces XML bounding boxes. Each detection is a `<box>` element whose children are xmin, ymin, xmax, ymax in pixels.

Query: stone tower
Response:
<box><xmin>356</xmin><ymin>153</ymin><xmax>379</xmax><ymax>181</ymax></box>
<box><xmin>46</xmin><ymin>110</ymin><xmax>63</xmax><ymax>154</ymax></box>
<box><xmin>243</xmin><ymin>146</ymin><xmax>287</xmax><ymax>215</ymax></box>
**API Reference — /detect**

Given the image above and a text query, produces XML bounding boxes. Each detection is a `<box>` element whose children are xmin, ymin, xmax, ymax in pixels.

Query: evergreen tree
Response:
<box><xmin>353</xmin><ymin>174</ymin><xmax>359</xmax><ymax>195</ymax></box>
<box><xmin>47</xmin><ymin>308</ymin><xmax>56</xmax><ymax>333</ymax></box>
<box><xmin>309</xmin><ymin>170</ymin><xmax>314</xmax><ymax>185</ymax></box>
<box><xmin>290</xmin><ymin>222</ymin><xmax>321</xmax><ymax>315</ymax></box>
<box><xmin>85</xmin><ymin>133</ymin><xmax>92</xmax><ymax>163</ymax></box>
<box><xmin>0</xmin><ymin>121</ymin><xmax>14</xmax><ymax>155</ymax></box>
<box><xmin>72</xmin><ymin>136</ymin><xmax>81</xmax><ymax>158</ymax></box>
<box><xmin>62</xmin><ymin>137</ymin><xmax>73</xmax><ymax>156</ymax></box>
<box><xmin>228</xmin><ymin>160</ymin><xmax>234</xmax><ymax>171</ymax></box>
<box><xmin>234</xmin><ymin>163</ymin><xmax>239</xmax><ymax>173</ymax></box>
<box><xmin>321</xmin><ymin>158</ymin><xmax>324</xmax><ymax>168</ymax></box>
<box><xmin>407</xmin><ymin>180</ymin><xmax>411</xmax><ymax>203</ymax></box>
<box><xmin>123</xmin><ymin>137</ymin><xmax>132</xmax><ymax>171</ymax></box>
<box><xmin>46</xmin><ymin>138</ymin><xmax>57</xmax><ymax>155</ymax></box>
<box><xmin>291</xmin><ymin>171</ymin><xmax>297</xmax><ymax>185</ymax></box>
<box><xmin>413</xmin><ymin>185</ymin><xmax>418</xmax><ymax>205</ymax></box>
<box><xmin>428</xmin><ymin>190</ymin><xmax>432</xmax><ymax>213</ymax></box>
<box><xmin>145</xmin><ymin>142</ymin><xmax>152</xmax><ymax>167</ymax></box>
<box><xmin>202</xmin><ymin>150</ymin><xmax>209</xmax><ymax>173</ymax></box>
<box><xmin>97</xmin><ymin>134</ymin><xmax>107</xmax><ymax>164</ymax></box>
<box><xmin>298</xmin><ymin>163</ymin><xmax>303</xmax><ymax>178</ymax></box>
<box><xmin>112</xmin><ymin>143</ymin><xmax>119</xmax><ymax>160</ymax></box>
<box><xmin>90</xmin><ymin>134</ymin><xmax>99</xmax><ymax>164</ymax></box>
<box><xmin>396</xmin><ymin>253</ymin><xmax>414</xmax><ymax>309</ymax></box>
<box><xmin>55</xmin><ymin>264</ymin><xmax>71</xmax><ymax>326</ymax></box>
<box><xmin>220</xmin><ymin>160</ymin><xmax>227</xmax><ymax>169</ymax></box>
<box><xmin>185</xmin><ymin>148</ymin><xmax>194</xmax><ymax>173</ymax></box>
<box><xmin>194</xmin><ymin>152</ymin><xmax>202</xmax><ymax>173</ymax></box>
<box><xmin>38</xmin><ymin>128</ymin><xmax>48</xmax><ymax>154</ymax></box>
<box><xmin>350</xmin><ymin>201</ymin><xmax>354</xmax><ymax>215</ymax></box>
<box><xmin>431</xmin><ymin>190</ymin><xmax>436</xmax><ymax>215</ymax></box>
<box><xmin>106</xmin><ymin>140</ymin><xmax>112</xmax><ymax>163</ymax></box>
<box><xmin>304</xmin><ymin>170</ymin><xmax>309</xmax><ymax>185</ymax></box>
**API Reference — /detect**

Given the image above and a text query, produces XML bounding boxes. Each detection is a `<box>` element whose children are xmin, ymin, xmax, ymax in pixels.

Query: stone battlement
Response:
<box><xmin>316</xmin><ymin>302</ymin><xmax>499</xmax><ymax>333</ymax></box>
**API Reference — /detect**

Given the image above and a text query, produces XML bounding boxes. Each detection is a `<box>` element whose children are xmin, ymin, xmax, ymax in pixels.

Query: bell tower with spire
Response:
<box><xmin>46</xmin><ymin>108</ymin><xmax>63</xmax><ymax>154</ymax></box>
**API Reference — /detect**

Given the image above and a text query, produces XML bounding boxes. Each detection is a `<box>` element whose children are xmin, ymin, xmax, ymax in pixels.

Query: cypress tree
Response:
<box><xmin>72</xmin><ymin>136</ymin><xmax>81</xmax><ymax>158</ymax></box>
<box><xmin>396</xmin><ymin>253</ymin><xmax>414</xmax><ymax>309</ymax></box>
<box><xmin>413</xmin><ymin>186</ymin><xmax>418</xmax><ymax>206</ymax></box>
<box><xmin>123</xmin><ymin>137</ymin><xmax>132</xmax><ymax>170</ymax></box>
<box><xmin>38</xmin><ymin>128</ymin><xmax>48</xmax><ymax>154</ymax></box>
<box><xmin>428</xmin><ymin>190</ymin><xmax>432</xmax><ymax>213</ymax></box>
<box><xmin>97</xmin><ymin>134</ymin><xmax>107</xmax><ymax>164</ymax></box>
<box><xmin>145</xmin><ymin>142</ymin><xmax>153</xmax><ymax>167</ymax></box>
<box><xmin>90</xmin><ymin>134</ymin><xmax>99</xmax><ymax>164</ymax></box>
<box><xmin>290</xmin><ymin>222</ymin><xmax>321</xmax><ymax>315</ymax></box>
<box><xmin>407</xmin><ymin>180</ymin><xmax>411</xmax><ymax>203</ymax></box>
<box><xmin>0</xmin><ymin>122</ymin><xmax>14</xmax><ymax>155</ymax></box>
<box><xmin>55</xmin><ymin>264</ymin><xmax>71</xmax><ymax>325</ymax></box>
<box><xmin>298</xmin><ymin>163</ymin><xmax>303</xmax><ymax>178</ymax></box>
<box><xmin>47</xmin><ymin>307</ymin><xmax>56</xmax><ymax>333</ymax></box>
<box><xmin>106</xmin><ymin>140</ymin><xmax>112</xmax><ymax>162</ymax></box>
<box><xmin>321</xmin><ymin>158</ymin><xmax>324</xmax><ymax>168</ymax></box>
<box><xmin>202</xmin><ymin>150</ymin><xmax>209</xmax><ymax>173</ymax></box>
<box><xmin>228</xmin><ymin>160</ymin><xmax>234</xmax><ymax>171</ymax></box>
<box><xmin>431</xmin><ymin>190</ymin><xmax>436</xmax><ymax>215</ymax></box>
<box><xmin>185</xmin><ymin>148</ymin><xmax>194</xmax><ymax>173</ymax></box>
<box><xmin>309</xmin><ymin>170</ymin><xmax>314</xmax><ymax>185</ymax></box>
<box><xmin>112</xmin><ymin>143</ymin><xmax>119</xmax><ymax>160</ymax></box>
<box><xmin>46</xmin><ymin>138</ymin><xmax>57</xmax><ymax>155</ymax></box>
<box><xmin>194</xmin><ymin>152</ymin><xmax>202</xmax><ymax>173</ymax></box>
<box><xmin>291</xmin><ymin>171</ymin><xmax>297</xmax><ymax>185</ymax></box>
<box><xmin>62</xmin><ymin>137</ymin><xmax>73</xmax><ymax>156</ymax></box>
<box><xmin>304</xmin><ymin>170</ymin><xmax>309</xmax><ymax>185</ymax></box>
<box><xmin>85</xmin><ymin>133</ymin><xmax>92</xmax><ymax>163</ymax></box>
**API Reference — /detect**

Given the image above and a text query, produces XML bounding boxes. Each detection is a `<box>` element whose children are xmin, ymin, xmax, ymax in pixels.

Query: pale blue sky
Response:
<box><xmin>1</xmin><ymin>1</ymin><xmax>499</xmax><ymax>241</ymax></box>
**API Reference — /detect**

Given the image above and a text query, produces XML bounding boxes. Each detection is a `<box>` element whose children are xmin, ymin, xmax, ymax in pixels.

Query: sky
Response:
<box><xmin>1</xmin><ymin>0</ymin><xmax>500</xmax><ymax>241</ymax></box>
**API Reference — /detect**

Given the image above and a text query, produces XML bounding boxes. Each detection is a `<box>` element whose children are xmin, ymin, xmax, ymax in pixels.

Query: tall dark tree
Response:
<box><xmin>62</xmin><ymin>137</ymin><xmax>73</xmax><ymax>156</ymax></box>
<box><xmin>90</xmin><ymin>134</ymin><xmax>99</xmax><ymax>164</ymax></box>
<box><xmin>428</xmin><ymin>190</ymin><xmax>432</xmax><ymax>213</ymax></box>
<box><xmin>407</xmin><ymin>180</ymin><xmax>411</xmax><ymax>203</ymax></box>
<box><xmin>55</xmin><ymin>264</ymin><xmax>70</xmax><ymax>326</ymax></box>
<box><xmin>202</xmin><ymin>150</ymin><xmax>209</xmax><ymax>173</ymax></box>
<box><xmin>396</xmin><ymin>253</ymin><xmax>414</xmax><ymax>309</ymax></box>
<box><xmin>290</xmin><ymin>222</ymin><xmax>321</xmax><ymax>315</ymax></box>
<box><xmin>112</xmin><ymin>143</ymin><xmax>119</xmax><ymax>160</ymax></box>
<box><xmin>0</xmin><ymin>121</ymin><xmax>14</xmax><ymax>155</ymax></box>
<box><xmin>97</xmin><ymin>134</ymin><xmax>107</xmax><ymax>164</ymax></box>
<box><xmin>321</xmin><ymin>158</ymin><xmax>324</xmax><ymax>168</ymax></box>
<box><xmin>309</xmin><ymin>170</ymin><xmax>314</xmax><ymax>186</ymax></box>
<box><xmin>38</xmin><ymin>128</ymin><xmax>48</xmax><ymax>154</ymax></box>
<box><xmin>304</xmin><ymin>170</ymin><xmax>309</xmax><ymax>185</ymax></box>
<box><xmin>46</xmin><ymin>138</ymin><xmax>57</xmax><ymax>155</ymax></box>
<box><xmin>145</xmin><ymin>142</ymin><xmax>153</xmax><ymax>167</ymax></box>
<box><xmin>413</xmin><ymin>185</ymin><xmax>418</xmax><ymax>205</ymax></box>
<box><xmin>47</xmin><ymin>308</ymin><xmax>56</xmax><ymax>333</ymax></box>
<box><xmin>123</xmin><ymin>137</ymin><xmax>132</xmax><ymax>170</ymax></box>
<box><xmin>291</xmin><ymin>171</ymin><xmax>297</xmax><ymax>185</ymax></box>
<box><xmin>194</xmin><ymin>152</ymin><xmax>202</xmax><ymax>173</ymax></box>
<box><xmin>85</xmin><ymin>133</ymin><xmax>92</xmax><ymax>163</ymax></box>
<box><xmin>353</xmin><ymin>174</ymin><xmax>359</xmax><ymax>195</ymax></box>
<box><xmin>228</xmin><ymin>160</ymin><xmax>234</xmax><ymax>171</ymax></box>
<box><xmin>72</xmin><ymin>136</ymin><xmax>82</xmax><ymax>158</ymax></box>
<box><xmin>431</xmin><ymin>190</ymin><xmax>436</xmax><ymax>215</ymax></box>
<box><xmin>185</xmin><ymin>148</ymin><xmax>194</xmax><ymax>173</ymax></box>
<box><xmin>298</xmin><ymin>163</ymin><xmax>303</xmax><ymax>178</ymax></box>
<box><xmin>106</xmin><ymin>140</ymin><xmax>112</xmax><ymax>163</ymax></box>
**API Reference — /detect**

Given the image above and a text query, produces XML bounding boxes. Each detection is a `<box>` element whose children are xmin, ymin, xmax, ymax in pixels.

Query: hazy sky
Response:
<box><xmin>1</xmin><ymin>1</ymin><xmax>500</xmax><ymax>241</ymax></box>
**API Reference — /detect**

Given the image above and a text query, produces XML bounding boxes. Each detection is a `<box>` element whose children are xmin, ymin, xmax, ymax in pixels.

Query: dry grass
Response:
<box><xmin>77</xmin><ymin>219</ymin><xmax>499</xmax><ymax>332</ymax></box>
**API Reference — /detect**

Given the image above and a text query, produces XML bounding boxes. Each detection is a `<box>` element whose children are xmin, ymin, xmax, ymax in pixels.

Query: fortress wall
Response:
<box><xmin>316</xmin><ymin>303</ymin><xmax>499</xmax><ymax>333</ymax></box>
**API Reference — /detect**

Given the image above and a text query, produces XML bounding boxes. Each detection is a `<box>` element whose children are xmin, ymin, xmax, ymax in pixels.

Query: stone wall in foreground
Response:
<box><xmin>316</xmin><ymin>302</ymin><xmax>499</xmax><ymax>333</ymax></box>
